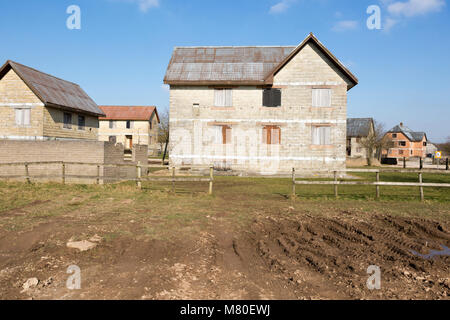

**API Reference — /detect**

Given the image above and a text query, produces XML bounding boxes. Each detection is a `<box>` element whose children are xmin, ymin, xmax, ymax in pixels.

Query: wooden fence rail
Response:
<box><xmin>0</xmin><ymin>162</ymin><xmax>214</xmax><ymax>195</ymax></box>
<box><xmin>292</xmin><ymin>168</ymin><xmax>450</xmax><ymax>201</ymax></box>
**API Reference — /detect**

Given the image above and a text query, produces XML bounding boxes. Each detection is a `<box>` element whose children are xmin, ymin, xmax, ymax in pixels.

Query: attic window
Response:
<box><xmin>262</xmin><ymin>89</ymin><xmax>281</xmax><ymax>107</ymax></box>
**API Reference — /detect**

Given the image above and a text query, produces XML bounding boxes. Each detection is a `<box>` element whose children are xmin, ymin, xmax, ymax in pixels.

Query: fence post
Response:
<box><xmin>403</xmin><ymin>157</ymin><xmax>406</xmax><ymax>169</ymax></box>
<box><xmin>25</xmin><ymin>162</ymin><xmax>31</xmax><ymax>184</ymax></box>
<box><xmin>419</xmin><ymin>157</ymin><xmax>423</xmax><ymax>170</ymax></box>
<box><xmin>136</xmin><ymin>161</ymin><xmax>142</xmax><ymax>189</ymax></box>
<box><xmin>334</xmin><ymin>171</ymin><xmax>338</xmax><ymax>198</ymax></box>
<box><xmin>446</xmin><ymin>158</ymin><xmax>449</xmax><ymax>171</ymax></box>
<box><xmin>172</xmin><ymin>167</ymin><xmax>176</xmax><ymax>194</ymax></box>
<box><xmin>419</xmin><ymin>172</ymin><xmax>424</xmax><ymax>202</ymax></box>
<box><xmin>292</xmin><ymin>168</ymin><xmax>296</xmax><ymax>199</ymax></box>
<box><xmin>97</xmin><ymin>165</ymin><xmax>100</xmax><ymax>185</ymax></box>
<box><xmin>376</xmin><ymin>171</ymin><xmax>380</xmax><ymax>200</ymax></box>
<box><xmin>209</xmin><ymin>166</ymin><xmax>213</xmax><ymax>195</ymax></box>
<box><xmin>62</xmin><ymin>162</ymin><xmax>66</xmax><ymax>185</ymax></box>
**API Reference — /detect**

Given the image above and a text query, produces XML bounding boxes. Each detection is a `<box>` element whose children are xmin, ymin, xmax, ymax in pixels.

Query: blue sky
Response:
<box><xmin>0</xmin><ymin>0</ymin><xmax>449</xmax><ymax>142</ymax></box>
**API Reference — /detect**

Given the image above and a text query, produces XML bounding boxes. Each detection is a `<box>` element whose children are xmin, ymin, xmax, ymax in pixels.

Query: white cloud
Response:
<box><xmin>113</xmin><ymin>0</ymin><xmax>159</xmax><ymax>13</ymax></box>
<box><xmin>387</xmin><ymin>0</ymin><xmax>445</xmax><ymax>17</ymax></box>
<box><xmin>269</xmin><ymin>0</ymin><xmax>296</xmax><ymax>14</ymax></box>
<box><xmin>136</xmin><ymin>0</ymin><xmax>159</xmax><ymax>12</ymax></box>
<box><xmin>383</xmin><ymin>17</ymin><xmax>399</xmax><ymax>31</ymax></box>
<box><xmin>332</xmin><ymin>20</ymin><xmax>358</xmax><ymax>32</ymax></box>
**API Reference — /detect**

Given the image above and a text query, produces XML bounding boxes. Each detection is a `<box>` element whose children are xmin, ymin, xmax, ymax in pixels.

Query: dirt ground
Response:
<box><xmin>0</xmin><ymin>179</ymin><xmax>449</xmax><ymax>300</ymax></box>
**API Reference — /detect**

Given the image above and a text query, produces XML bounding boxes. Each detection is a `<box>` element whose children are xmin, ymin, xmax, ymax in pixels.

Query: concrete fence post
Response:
<box><xmin>209</xmin><ymin>166</ymin><xmax>213</xmax><ymax>195</ymax></box>
<box><xmin>419</xmin><ymin>157</ymin><xmax>423</xmax><ymax>170</ymax></box>
<box><xmin>446</xmin><ymin>158</ymin><xmax>449</xmax><ymax>171</ymax></box>
<box><xmin>137</xmin><ymin>161</ymin><xmax>142</xmax><ymax>189</ymax></box>
<box><xmin>97</xmin><ymin>165</ymin><xmax>101</xmax><ymax>185</ymax></box>
<box><xmin>403</xmin><ymin>157</ymin><xmax>406</xmax><ymax>169</ymax></box>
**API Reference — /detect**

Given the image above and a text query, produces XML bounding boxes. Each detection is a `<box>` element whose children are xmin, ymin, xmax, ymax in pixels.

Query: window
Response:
<box><xmin>399</xmin><ymin>150</ymin><xmax>404</xmax><ymax>155</ymax></box>
<box><xmin>392</xmin><ymin>133</ymin><xmax>397</xmax><ymax>138</ymax></box>
<box><xmin>78</xmin><ymin>115</ymin><xmax>85</xmax><ymax>130</ymax></box>
<box><xmin>63</xmin><ymin>113</ymin><xmax>72</xmax><ymax>129</ymax></box>
<box><xmin>213</xmin><ymin>125</ymin><xmax>232</xmax><ymax>144</ymax></box>
<box><xmin>423</xmin><ymin>142</ymin><xmax>427</xmax><ymax>147</ymax></box>
<box><xmin>312</xmin><ymin>126</ymin><xmax>331</xmax><ymax>145</ymax></box>
<box><xmin>126</xmin><ymin>120</ymin><xmax>133</xmax><ymax>129</ymax></box>
<box><xmin>15</xmin><ymin>108</ymin><xmax>30</xmax><ymax>126</ymax></box>
<box><xmin>312</xmin><ymin>89</ymin><xmax>331</xmax><ymax>107</ymax></box>
<box><xmin>214</xmin><ymin>89</ymin><xmax>232</xmax><ymax>107</ymax></box>
<box><xmin>399</xmin><ymin>141</ymin><xmax>406</xmax><ymax>147</ymax></box>
<box><xmin>109</xmin><ymin>120</ymin><xmax>116</xmax><ymax>129</ymax></box>
<box><xmin>262</xmin><ymin>126</ymin><xmax>281</xmax><ymax>145</ymax></box>
<box><xmin>262</xmin><ymin>89</ymin><xmax>282</xmax><ymax>107</ymax></box>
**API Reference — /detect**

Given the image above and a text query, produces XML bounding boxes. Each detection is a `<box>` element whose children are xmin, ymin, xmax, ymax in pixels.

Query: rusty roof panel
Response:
<box><xmin>164</xmin><ymin>46</ymin><xmax>295</xmax><ymax>84</ymax></box>
<box><xmin>1</xmin><ymin>61</ymin><xmax>105</xmax><ymax>116</ymax></box>
<box><xmin>347</xmin><ymin>118</ymin><xmax>374</xmax><ymax>138</ymax></box>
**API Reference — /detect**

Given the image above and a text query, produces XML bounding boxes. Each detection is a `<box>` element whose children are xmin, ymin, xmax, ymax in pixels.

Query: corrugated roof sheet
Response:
<box><xmin>99</xmin><ymin>106</ymin><xmax>159</xmax><ymax>121</ymax></box>
<box><xmin>0</xmin><ymin>60</ymin><xmax>105</xmax><ymax>117</ymax></box>
<box><xmin>389</xmin><ymin>124</ymin><xmax>426</xmax><ymax>142</ymax></box>
<box><xmin>347</xmin><ymin>118</ymin><xmax>374</xmax><ymax>137</ymax></box>
<box><xmin>164</xmin><ymin>46</ymin><xmax>295</xmax><ymax>83</ymax></box>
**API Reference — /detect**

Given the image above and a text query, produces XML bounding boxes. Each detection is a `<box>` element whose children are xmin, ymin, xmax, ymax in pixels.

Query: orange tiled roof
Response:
<box><xmin>99</xmin><ymin>106</ymin><xmax>159</xmax><ymax>122</ymax></box>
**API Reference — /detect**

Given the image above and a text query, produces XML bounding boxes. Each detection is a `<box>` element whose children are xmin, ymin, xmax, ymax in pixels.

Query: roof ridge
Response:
<box><xmin>174</xmin><ymin>46</ymin><xmax>297</xmax><ymax>49</ymax></box>
<box><xmin>8</xmin><ymin>60</ymin><xmax>81</xmax><ymax>87</ymax></box>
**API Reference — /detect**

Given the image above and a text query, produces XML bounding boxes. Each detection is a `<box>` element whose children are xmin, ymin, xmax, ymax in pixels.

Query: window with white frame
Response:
<box><xmin>312</xmin><ymin>89</ymin><xmax>332</xmax><ymax>107</ymax></box>
<box><xmin>312</xmin><ymin>126</ymin><xmax>331</xmax><ymax>145</ymax></box>
<box><xmin>15</xmin><ymin>108</ymin><xmax>31</xmax><ymax>126</ymax></box>
<box><xmin>109</xmin><ymin>120</ymin><xmax>116</xmax><ymax>129</ymax></box>
<box><xmin>214</xmin><ymin>89</ymin><xmax>233</xmax><ymax>107</ymax></box>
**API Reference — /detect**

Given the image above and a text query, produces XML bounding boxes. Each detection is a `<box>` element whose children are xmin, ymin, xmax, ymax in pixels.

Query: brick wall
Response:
<box><xmin>169</xmin><ymin>42</ymin><xmax>352</xmax><ymax>175</ymax></box>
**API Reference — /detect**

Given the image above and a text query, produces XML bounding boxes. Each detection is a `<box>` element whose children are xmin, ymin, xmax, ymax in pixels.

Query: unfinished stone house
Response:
<box><xmin>98</xmin><ymin>106</ymin><xmax>160</xmax><ymax>157</ymax></box>
<box><xmin>347</xmin><ymin>118</ymin><xmax>375</xmax><ymax>159</ymax></box>
<box><xmin>164</xmin><ymin>33</ymin><xmax>358</xmax><ymax>175</ymax></box>
<box><xmin>0</xmin><ymin>60</ymin><xmax>105</xmax><ymax>140</ymax></box>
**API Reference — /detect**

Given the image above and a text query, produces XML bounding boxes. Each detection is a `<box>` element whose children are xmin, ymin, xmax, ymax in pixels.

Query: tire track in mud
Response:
<box><xmin>251</xmin><ymin>213</ymin><xmax>450</xmax><ymax>299</ymax></box>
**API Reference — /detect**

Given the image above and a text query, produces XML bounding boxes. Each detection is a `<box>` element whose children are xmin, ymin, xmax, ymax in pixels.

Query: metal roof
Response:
<box><xmin>0</xmin><ymin>60</ymin><xmax>105</xmax><ymax>117</ymax></box>
<box><xmin>347</xmin><ymin>118</ymin><xmax>374</xmax><ymax>137</ymax></box>
<box><xmin>164</xmin><ymin>46</ymin><xmax>295</xmax><ymax>84</ymax></box>
<box><xmin>99</xmin><ymin>106</ymin><xmax>159</xmax><ymax>122</ymax></box>
<box><xmin>389</xmin><ymin>124</ymin><xmax>427</xmax><ymax>142</ymax></box>
<box><xmin>164</xmin><ymin>33</ymin><xmax>359</xmax><ymax>89</ymax></box>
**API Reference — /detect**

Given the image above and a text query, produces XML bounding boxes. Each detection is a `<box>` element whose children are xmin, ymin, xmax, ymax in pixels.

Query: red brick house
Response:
<box><xmin>382</xmin><ymin>123</ymin><xmax>427</xmax><ymax>159</ymax></box>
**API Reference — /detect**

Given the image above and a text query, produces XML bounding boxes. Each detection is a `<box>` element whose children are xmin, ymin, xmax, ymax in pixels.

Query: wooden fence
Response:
<box><xmin>0</xmin><ymin>161</ymin><xmax>214</xmax><ymax>195</ymax></box>
<box><xmin>292</xmin><ymin>168</ymin><xmax>450</xmax><ymax>201</ymax></box>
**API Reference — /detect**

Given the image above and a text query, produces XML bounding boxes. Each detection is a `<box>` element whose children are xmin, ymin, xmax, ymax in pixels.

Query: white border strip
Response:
<box><xmin>171</xmin><ymin>154</ymin><xmax>345</xmax><ymax>162</ymax></box>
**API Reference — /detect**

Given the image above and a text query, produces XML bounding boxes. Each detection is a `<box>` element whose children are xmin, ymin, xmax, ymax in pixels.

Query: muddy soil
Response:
<box><xmin>0</xmin><ymin>210</ymin><xmax>448</xmax><ymax>300</ymax></box>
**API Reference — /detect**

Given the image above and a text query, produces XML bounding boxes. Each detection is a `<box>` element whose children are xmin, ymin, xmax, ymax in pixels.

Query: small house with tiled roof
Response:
<box><xmin>383</xmin><ymin>123</ymin><xmax>428</xmax><ymax>159</ymax></box>
<box><xmin>164</xmin><ymin>33</ymin><xmax>358</xmax><ymax>174</ymax></box>
<box><xmin>0</xmin><ymin>60</ymin><xmax>105</xmax><ymax>141</ymax></box>
<box><xmin>98</xmin><ymin>106</ymin><xmax>160</xmax><ymax>156</ymax></box>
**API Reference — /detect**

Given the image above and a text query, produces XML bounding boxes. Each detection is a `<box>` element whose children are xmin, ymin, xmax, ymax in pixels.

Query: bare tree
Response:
<box><xmin>158</xmin><ymin>109</ymin><xmax>170</xmax><ymax>165</ymax></box>
<box><xmin>359</xmin><ymin>120</ymin><xmax>393</xmax><ymax>166</ymax></box>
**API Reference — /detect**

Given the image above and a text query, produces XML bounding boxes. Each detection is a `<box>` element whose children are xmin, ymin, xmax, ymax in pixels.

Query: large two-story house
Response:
<box><xmin>164</xmin><ymin>33</ymin><xmax>358</xmax><ymax>175</ymax></box>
